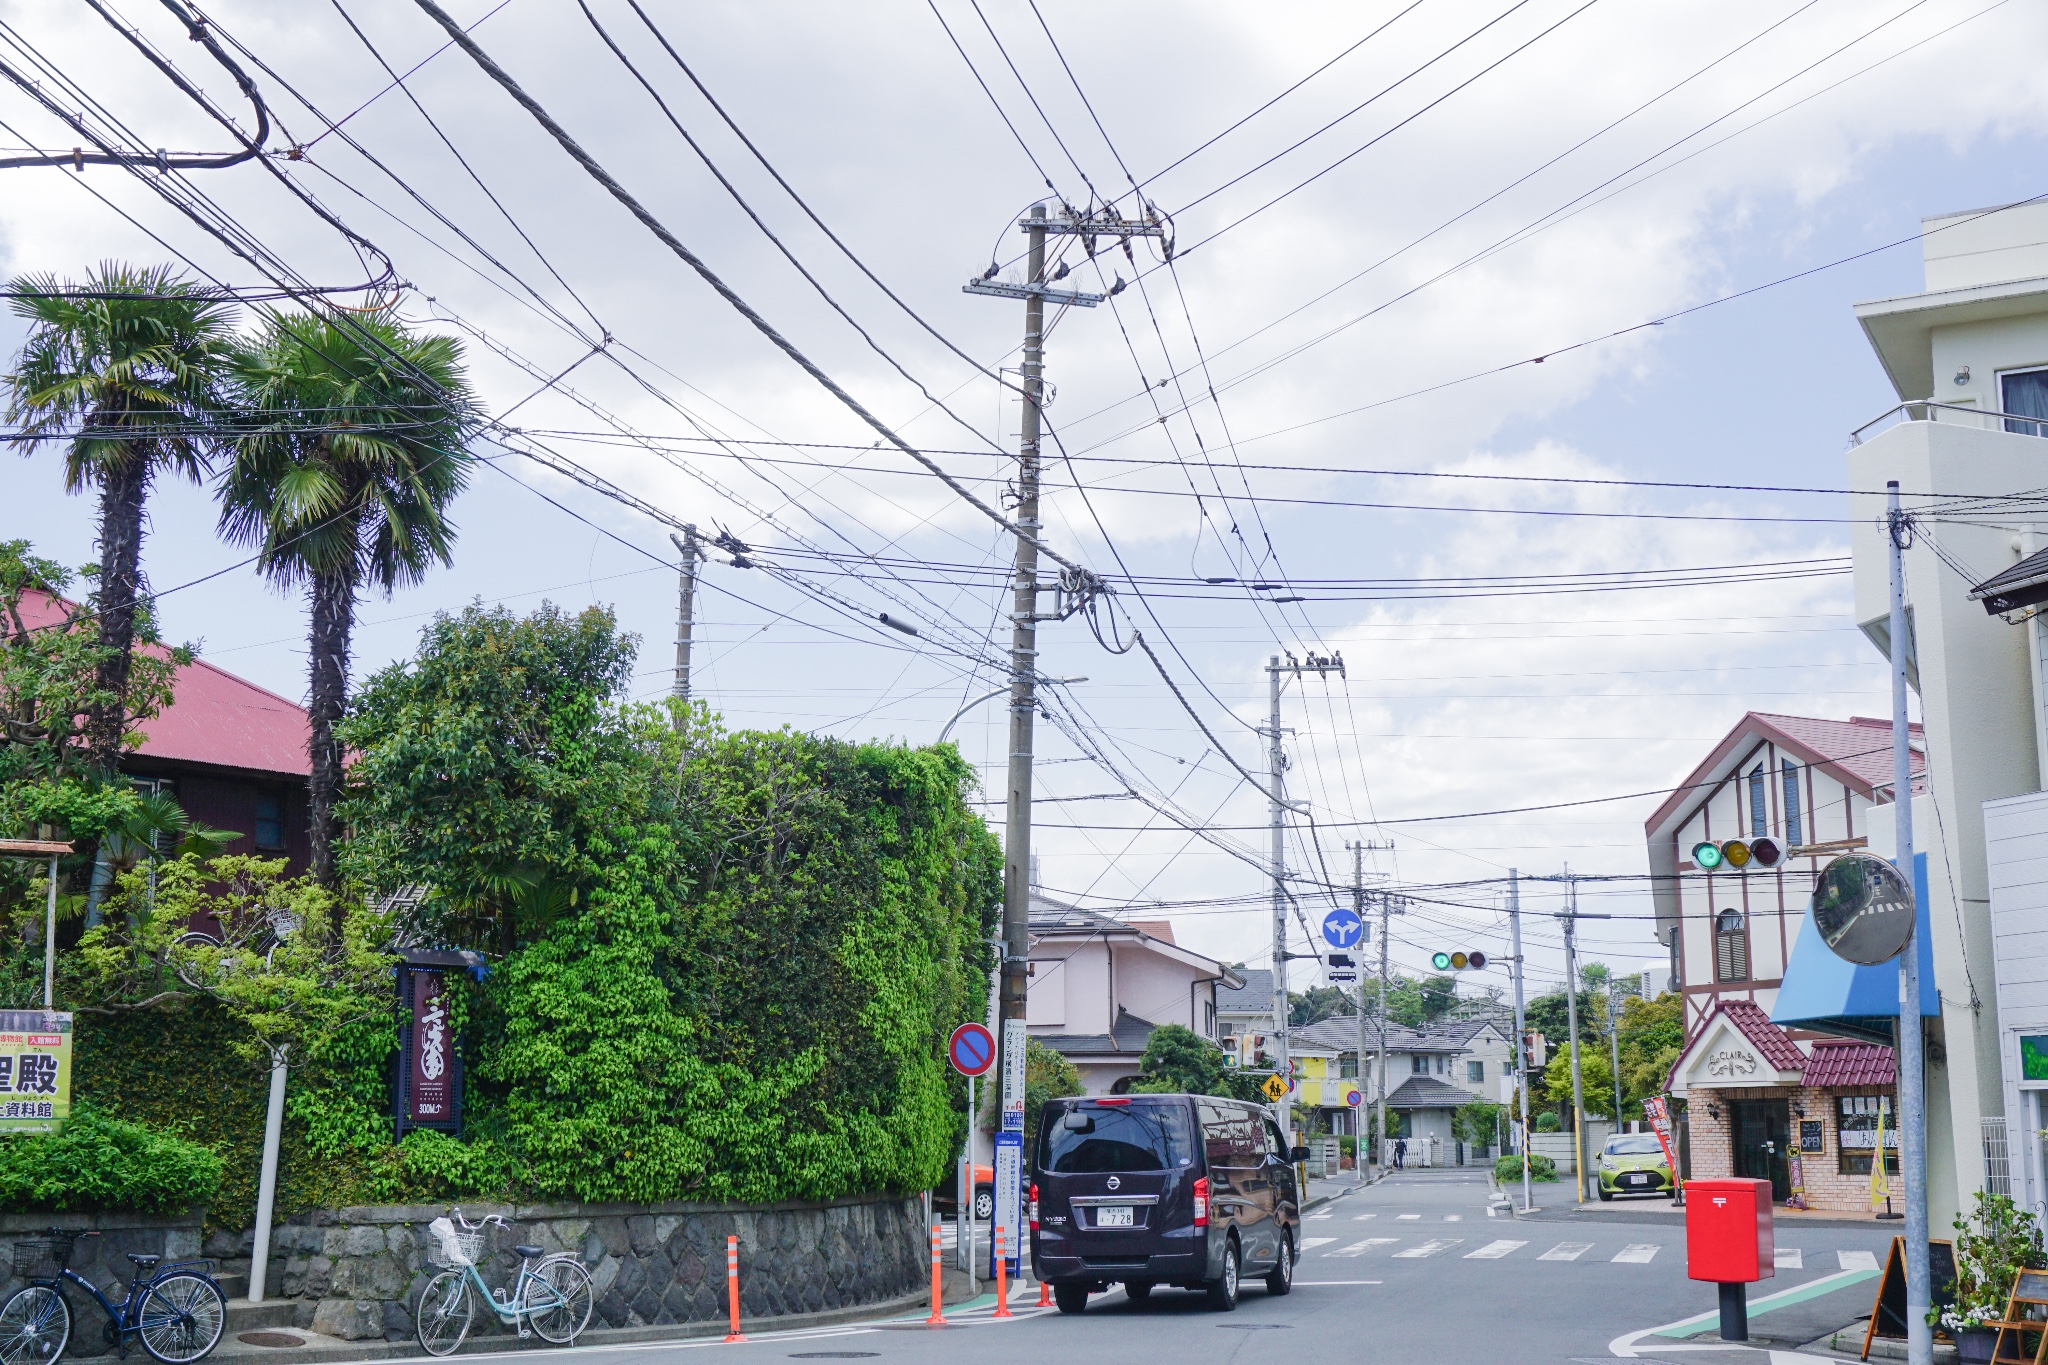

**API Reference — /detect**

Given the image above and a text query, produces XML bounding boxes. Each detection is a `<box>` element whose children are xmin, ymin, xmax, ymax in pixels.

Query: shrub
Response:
<box><xmin>0</xmin><ymin>1106</ymin><xmax>223</xmax><ymax>1213</ymax></box>
<box><xmin>1534</xmin><ymin>1111</ymin><xmax>1562</xmax><ymax>1132</ymax></box>
<box><xmin>1494</xmin><ymin>1152</ymin><xmax>1557</xmax><ymax>1184</ymax></box>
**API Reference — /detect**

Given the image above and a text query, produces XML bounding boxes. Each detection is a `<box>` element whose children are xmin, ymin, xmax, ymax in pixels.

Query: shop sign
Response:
<box><xmin>0</xmin><ymin>1009</ymin><xmax>70</xmax><ymax>1134</ymax></box>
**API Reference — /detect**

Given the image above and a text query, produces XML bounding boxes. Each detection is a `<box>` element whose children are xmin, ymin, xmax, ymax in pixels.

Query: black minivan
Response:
<box><xmin>1029</xmin><ymin>1094</ymin><xmax>1307</xmax><ymax>1313</ymax></box>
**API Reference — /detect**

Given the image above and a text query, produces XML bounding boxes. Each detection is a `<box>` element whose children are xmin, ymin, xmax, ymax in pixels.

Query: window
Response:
<box><xmin>1467</xmin><ymin>1061</ymin><xmax>1484</xmax><ymax>1083</ymax></box>
<box><xmin>1837</xmin><ymin>1094</ymin><xmax>1900</xmax><ymax>1175</ymax></box>
<box><xmin>1749</xmin><ymin>767</ymin><xmax>1767</xmax><ymax>839</ymax></box>
<box><xmin>254</xmin><ymin>789</ymin><xmax>285</xmax><ymax>850</ymax></box>
<box><xmin>1782</xmin><ymin>760</ymin><xmax>1802</xmax><ymax>848</ymax></box>
<box><xmin>1715</xmin><ymin>908</ymin><xmax>1749</xmax><ymax>983</ymax></box>
<box><xmin>1435</xmin><ymin>1055</ymin><xmax>1448</xmax><ymax>1076</ymax></box>
<box><xmin>1204</xmin><ymin>1001</ymin><xmax>1216</xmax><ymax>1037</ymax></box>
<box><xmin>2001</xmin><ymin>367</ymin><xmax>2048</xmax><ymax>436</ymax></box>
<box><xmin>1042</xmin><ymin>1099</ymin><xmax>1197</xmax><ymax>1172</ymax></box>
<box><xmin>1340</xmin><ymin>1052</ymin><xmax>1358</xmax><ymax>1079</ymax></box>
<box><xmin>1412</xmin><ymin>1055</ymin><xmax>1428</xmax><ymax>1075</ymax></box>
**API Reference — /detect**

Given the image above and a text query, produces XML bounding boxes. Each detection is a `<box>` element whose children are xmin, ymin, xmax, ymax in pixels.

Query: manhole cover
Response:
<box><xmin>789</xmin><ymin>1354</ymin><xmax>881</xmax><ymax>1359</ymax></box>
<box><xmin>236</xmin><ymin>1332</ymin><xmax>305</xmax><ymax>1348</ymax></box>
<box><xmin>1215</xmin><ymin>1323</ymin><xmax>1292</xmax><ymax>1330</ymax></box>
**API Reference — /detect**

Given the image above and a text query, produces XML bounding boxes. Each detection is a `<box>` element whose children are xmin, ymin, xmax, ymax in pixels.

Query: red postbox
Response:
<box><xmin>1685</xmin><ymin>1178</ymin><xmax>1774</xmax><ymax>1341</ymax></box>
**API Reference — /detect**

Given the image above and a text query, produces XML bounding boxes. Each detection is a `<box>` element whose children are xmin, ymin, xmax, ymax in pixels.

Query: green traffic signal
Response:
<box><xmin>1691</xmin><ymin>840</ymin><xmax>1724</xmax><ymax>870</ymax></box>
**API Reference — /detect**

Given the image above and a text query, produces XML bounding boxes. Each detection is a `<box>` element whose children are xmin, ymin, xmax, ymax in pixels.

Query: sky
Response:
<box><xmin>4</xmin><ymin>0</ymin><xmax>2044</xmax><ymax>1001</ymax></box>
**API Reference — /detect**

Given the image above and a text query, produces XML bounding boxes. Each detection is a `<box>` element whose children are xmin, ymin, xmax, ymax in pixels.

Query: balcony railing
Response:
<box><xmin>1851</xmin><ymin>399</ymin><xmax>2048</xmax><ymax>445</ymax></box>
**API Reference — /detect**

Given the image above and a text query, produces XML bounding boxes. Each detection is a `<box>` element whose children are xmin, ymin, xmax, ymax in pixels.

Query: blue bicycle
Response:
<box><xmin>0</xmin><ymin>1229</ymin><xmax>225</xmax><ymax>1365</ymax></box>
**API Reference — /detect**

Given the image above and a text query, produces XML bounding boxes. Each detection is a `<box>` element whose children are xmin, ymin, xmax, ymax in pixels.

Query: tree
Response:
<box><xmin>1132</xmin><ymin>1023</ymin><xmax>1263</xmax><ymax>1101</ymax></box>
<box><xmin>219</xmin><ymin>309</ymin><xmax>481</xmax><ymax>893</ymax></box>
<box><xmin>981</xmin><ymin>1038</ymin><xmax>1083</xmax><ymax>1156</ymax></box>
<box><xmin>1289</xmin><ymin>984</ymin><xmax>1352</xmax><ymax>1027</ymax></box>
<box><xmin>1382</xmin><ymin>973</ymin><xmax>1458</xmax><ymax>1028</ymax></box>
<box><xmin>4</xmin><ymin>265</ymin><xmax>235</xmax><ymax>776</ymax></box>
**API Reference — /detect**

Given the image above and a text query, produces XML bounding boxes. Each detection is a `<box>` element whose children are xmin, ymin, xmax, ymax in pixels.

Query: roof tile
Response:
<box><xmin>1800</xmin><ymin>1038</ymin><xmax>1896</xmax><ymax>1088</ymax></box>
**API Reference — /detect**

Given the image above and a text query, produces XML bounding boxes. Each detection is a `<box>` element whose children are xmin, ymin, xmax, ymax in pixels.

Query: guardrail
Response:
<box><xmin>1850</xmin><ymin>399</ymin><xmax>2048</xmax><ymax>445</ymax></box>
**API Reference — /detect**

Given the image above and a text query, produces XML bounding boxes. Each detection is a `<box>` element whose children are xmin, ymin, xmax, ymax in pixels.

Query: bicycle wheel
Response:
<box><xmin>525</xmin><ymin>1259</ymin><xmax>593</xmax><ymax>1345</ymax></box>
<box><xmin>415</xmin><ymin>1270</ymin><xmax>473</xmax><ymax>1358</ymax></box>
<box><xmin>0</xmin><ymin>1285</ymin><xmax>70</xmax><ymax>1365</ymax></box>
<box><xmin>137</xmin><ymin>1275</ymin><xmax>224</xmax><ymax>1365</ymax></box>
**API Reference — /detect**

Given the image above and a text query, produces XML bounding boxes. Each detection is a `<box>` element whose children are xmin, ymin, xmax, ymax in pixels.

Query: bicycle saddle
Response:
<box><xmin>514</xmin><ymin>1244</ymin><xmax>545</xmax><ymax>1259</ymax></box>
<box><xmin>125</xmin><ymin>1254</ymin><xmax>161</xmax><ymax>1268</ymax></box>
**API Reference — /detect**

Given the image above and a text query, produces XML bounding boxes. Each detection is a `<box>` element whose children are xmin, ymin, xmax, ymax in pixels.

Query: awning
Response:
<box><xmin>1770</xmin><ymin>853</ymin><xmax>1938</xmax><ymax>1044</ymax></box>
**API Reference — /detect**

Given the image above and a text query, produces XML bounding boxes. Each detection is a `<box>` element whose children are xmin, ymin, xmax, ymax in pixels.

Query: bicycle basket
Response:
<box><xmin>424</xmin><ymin>1219</ymin><xmax>484</xmax><ymax>1268</ymax></box>
<box><xmin>11</xmin><ymin>1237</ymin><xmax>75</xmax><ymax>1279</ymax></box>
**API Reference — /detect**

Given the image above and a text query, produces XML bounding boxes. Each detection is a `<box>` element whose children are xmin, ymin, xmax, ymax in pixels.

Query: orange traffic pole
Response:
<box><xmin>1035</xmin><ymin>1272</ymin><xmax>1051</xmax><ymax>1308</ymax></box>
<box><xmin>926</xmin><ymin>1223</ymin><xmax>947</xmax><ymax>1326</ymax></box>
<box><xmin>992</xmin><ymin>1226</ymin><xmax>1012</xmax><ymax>1319</ymax></box>
<box><xmin>723</xmin><ymin>1235</ymin><xmax>747</xmax><ymax>1343</ymax></box>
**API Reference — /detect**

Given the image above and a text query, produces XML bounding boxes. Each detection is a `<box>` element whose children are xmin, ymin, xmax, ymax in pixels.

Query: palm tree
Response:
<box><xmin>4</xmin><ymin>263</ymin><xmax>237</xmax><ymax>774</ymax></box>
<box><xmin>219</xmin><ymin>309</ymin><xmax>480</xmax><ymax>893</ymax></box>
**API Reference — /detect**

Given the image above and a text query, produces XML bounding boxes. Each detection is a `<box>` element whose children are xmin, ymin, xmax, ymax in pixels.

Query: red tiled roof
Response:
<box><xmin>1749</xmin><ymin>713</ymin><xmax>1925</xmax><ymax>796</ymax></box>
<box><xmin>1800</xmin><ymin>1038</ymin><xmax>1896</xmax><ymax>1088</ymax></box>
<box><xmin>16</xmin><ymin>589</ymin><xmax>309</xmax><ymax>778</ymax></box>
<box><xmin>1717</xmin><ymin>1000</ymin><xmax>1809</xmax><ymax>1073</ymax></box>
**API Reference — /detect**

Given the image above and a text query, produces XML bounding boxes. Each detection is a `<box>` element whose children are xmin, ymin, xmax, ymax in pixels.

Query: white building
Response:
<box><xmin>1836</xmin><ymin>199</ymin><xmax>2048</xmax><ymax>1232</ymax></box>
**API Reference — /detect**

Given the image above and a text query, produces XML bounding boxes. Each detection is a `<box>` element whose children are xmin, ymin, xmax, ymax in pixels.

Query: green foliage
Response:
<box><xmin>1455</xmin><ymin>1099</ymin><xmax>1504</xmax><ymax>1148</ymax></box>
<box><xmin>1133</xmin><ymin>1023</ymin><xmax>1260</xmax><ymax>1100</ymax></box>
<box><xmin>0</xmin><ymin>1104</ymin><xmax>222</xmax><ymax>1214</ymax></box>
<box><xmin>1381</xmin><ymin>974</ymin><xmax>1459</xmax><ymax>1028</ymax></box>
<box><xmin>981</xmin><ymin>1039</ymin><xmax>1082</xmax><ymax>1157</ymax></box>
<box><xmin>1940</xmin><ymin>1191</ymin><xmax>2048</xmax><ymax>1330</ymax></box>
<box><xmin>1533</xmin><ymin>1110</ymin><xmax>1561</xmax><ymax>1132</ymax></box>
<box><xmin>1494</xmin><ymin>1152</ymin><xmax>1557</xmax><ymax>1183</ymax></box>
<box><xmin>1288</xmin><ymin>985</ymin><xmax>1352</xmax><ymax>1027</ymax></box>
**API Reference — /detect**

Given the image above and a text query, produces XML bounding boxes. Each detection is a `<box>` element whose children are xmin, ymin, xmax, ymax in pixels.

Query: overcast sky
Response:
<box><xmin>5</xmin><ymin>0</ymin><xmax>2043</xmax><ymax>999</ymax></box>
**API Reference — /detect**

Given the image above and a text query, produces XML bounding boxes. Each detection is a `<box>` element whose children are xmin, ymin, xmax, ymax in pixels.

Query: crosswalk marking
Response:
<box><xmin>1538</xmin><ymin>1242</ymin><xmax>1593</xmax><ymax>1262</ymax></box>
<box><xmin>1775</xmin><ymin>1248</ymin><xmax>1803</xmax><ymax>1269</ymax></box>
<box><xmin>1839</xmin><ymin>1250</ymin><xmax>1879</xmax><ymax>1271</ymax></box>
<box><xmin>1396</xmin><ymin>1213</ymin><xmax>1422</xmax><ymax>1220</ymax></box>
<box><xmin>1445</xmin><ymin>1214</ymin><xmax>1462</xmax><ymax>1222</ymax></box>
<box><xmin>1307</xmin><ymin>1213</ymin><xmax>1333</xmax><ymax>1221</ymax></box>
<box><xmin>1465</xmin><ymin>1240</ymin><xmax>1527</xmax><ymax>1260</ymax></box>
<box><xmin>1352</xmin><ymin>1213</ymin><xmax>1377</xmax><ymax>1221</ymax></box>
<box><xmin>1301</xmin><ymin>1237</ymin><xmax>1337</xmax><ymax>1250</ymax></box>
<box><xmin>1611</xmin><ymin>1244</ymin><xmax>1660</xmax><ymax>1264</ymax></box>
<box><xmin>1327</xmin><ymin>1238</ymin><xmax>1397</xmax><ymax>1257</ymax></box>
<box><xmin>1393</xmin><ymin>1239</ymin><xmax>1463</xmax><ymax>1259</ymax></box>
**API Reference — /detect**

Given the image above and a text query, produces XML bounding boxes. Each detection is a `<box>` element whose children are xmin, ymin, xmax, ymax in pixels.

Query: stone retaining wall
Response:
<box><xmin>0</xmin><ymin>1209</ymin><xmax>210</xmax><ymax>1357</ymax></box>
<box><xmin>268</xmin><ymin>1193</ymin><xmax>925</xmax><ymax>1342</ymax></box>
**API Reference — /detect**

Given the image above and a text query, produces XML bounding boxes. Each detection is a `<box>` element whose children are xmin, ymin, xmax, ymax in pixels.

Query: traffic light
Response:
<box><xmin>1691</xmin><ymin>836</ymin><xmax>1785</xmax><ymax>871</ymax></box>
<box><xmin>1522</xmin><ymin>1031</ymin><xmax>1548</xmax><ymax>1069</ymax></box>
<box><xmin>1429</xmin><ymin>949</ymin><xmax>1488</xmax><ymax>971</ymax></box>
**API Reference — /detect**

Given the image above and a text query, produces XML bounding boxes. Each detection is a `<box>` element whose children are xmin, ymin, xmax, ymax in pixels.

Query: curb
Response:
<box><xmin>204</xmin><ymin>1288</ymin><xmax>935</xmax><ymax>1364</ymax></box>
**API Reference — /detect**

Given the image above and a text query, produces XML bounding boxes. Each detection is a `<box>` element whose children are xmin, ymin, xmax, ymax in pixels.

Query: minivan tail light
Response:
<box><xmin>1029</xmin><ymin>1183</ymin><xmax>1039</xmax><ymax>1232</ymax></box>
<box><xmin>1192</xmin><ymin>1176</ymin><xmax>1209</xmax><ymax>1228</ymax></box>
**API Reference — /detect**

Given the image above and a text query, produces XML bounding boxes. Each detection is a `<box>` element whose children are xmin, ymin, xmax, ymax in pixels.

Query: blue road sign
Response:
<box><xmin>948</xmin><ymin>1022</ymin><xmax>995</xmax><ymax>1076</ymax></box>
<box><xmin>1322</xmin><ymin>908</ymin><xmax>1365</xmax><ymax>949</ymax></box>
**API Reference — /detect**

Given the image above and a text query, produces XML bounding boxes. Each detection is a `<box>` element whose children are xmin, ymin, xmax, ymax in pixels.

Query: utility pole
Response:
<box><xmin>1509</xmin><ymin>870</ymin><xmax>1532</xmax><ymax>1213</ymax></box>
<box><xmin>1606</xmin><ymin>981</ymin><xmax>1625</xmax><ymax>1126</ymax></box>
<box><xmin>1352</xmin><ymin>842</ymin><xmax>1369</xmax><ymax>1188</ymax></box>
<box><xmin>1264</xmin><ymin>650</ymin><xmax>1345</xmax><ymax>1142</ymax></box>
<box><xmin>668</xmin><ymin>527</ymin><xmax>701</xmax><ymax>728</ymax></box>
<box><xmin>961</xmin><ymin>203</ymin><xmax>1138</xmax><ymax>1278</ymax></box>
<box><xmin>1561</xmin><ymin>876</ymin><xmax>1588</xmax><ymax>1205</ymax></box>
<box><xmin>1887</xmin><ymin>480</ymin><xmax>1932</xmax><ymax>1365</ymax></box>
<box><xmin>1376</xmin><ymin>889</ymin><xmax>1393</xmax><ymax>1180</ymax></box>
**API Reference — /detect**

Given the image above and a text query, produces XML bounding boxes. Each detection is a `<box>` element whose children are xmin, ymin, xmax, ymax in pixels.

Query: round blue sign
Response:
<box><xmin>1322</xmin><ymin>908</ymin><xmax>1364</xmax><ymax>949</ymax></box>
<box><xmin>948</xmin><ymin>1022</ymin><xmax>996</xmax><ymax>1077</ymax></box>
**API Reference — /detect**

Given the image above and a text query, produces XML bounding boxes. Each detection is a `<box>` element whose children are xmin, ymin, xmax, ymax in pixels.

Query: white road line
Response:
<box><xmin>1326</xmin><ymin>1238</ymin><xmax>1397</xmax><ymax>1257</ymax></box>
<box><xmin>1465</xmin><ymin>1240</ymin><xmax>1527</xmax><ymax>1260</ymax></box>
<box><xmin>1839</xmin><ymin>1249</ymin><xmax>1879</xmax><ymax>1271</ymax></box>
<box><xmin>1295</xmin><ymin>1280</ymin><xmax>1383</xmax><ymax>1286</ymax></box>
<box><xmin>1611</xmin><ymin>1244</ymin><xmax>1660</xmax><ymax>1264</ymax></box>
<box><xmin>1352</xmin><ymin>1213</ymin><xmax>1377</xmax><ymax>1221</ymax></box>
<box><xmin>1445</xmin><ymin>1214</ymin><xmax>1462</xmax><ymax>1222</ymax></box>
<box><xmin>1775</xmin><ymin>1248</ymin><xmax>1803</xmax><ymax>1269</ymax></box>
<box><xmin>1300</xmin><ymin>1237</ymin><xmax>1337</xmax><ymax>1250</ymax></box>
<box><xmin>1396</xmin><ymin>1213</ymin><xmax>1422</xmax><ymax>1220</ymax></box>
<box><xmin>1538</xmin><ymin>1242</ymin><xmax>1594</xmax><ymax>1262</ymax></box>
<box><xmin>1307</xmin><ymin>1213</ymin><xmax>1333</xmax><ymax>1221</ymax></box>
<box><xmin>1393</xmin><ymin>1239</ymin><xmax>1463</xmax><ymax>1259</ymax></box>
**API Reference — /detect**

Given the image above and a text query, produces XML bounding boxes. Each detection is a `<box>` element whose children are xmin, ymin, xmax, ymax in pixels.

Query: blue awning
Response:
<box><xmin>1770</xmin><ymin>853</ymin><xmax>1937</xmax><ymax>1045</ymax></box>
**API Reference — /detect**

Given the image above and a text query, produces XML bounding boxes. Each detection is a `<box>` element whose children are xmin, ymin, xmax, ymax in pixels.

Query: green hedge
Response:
<box><xmin>1494</xmin><ymin>1153</ymin><xmax>1558</xmax><ymax>1183</ymax></box>
<box><xmin>0</xmin><ymin>1105</ymin><xmax>223</xmax><ymax>1214</ymax></box>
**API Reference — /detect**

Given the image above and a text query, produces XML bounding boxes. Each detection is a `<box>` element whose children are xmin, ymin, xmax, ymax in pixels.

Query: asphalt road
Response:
<box><xmin>369</xmin><ymin>1171</ymin><xmax>1903</xmax><ymax>1365</ymax></box>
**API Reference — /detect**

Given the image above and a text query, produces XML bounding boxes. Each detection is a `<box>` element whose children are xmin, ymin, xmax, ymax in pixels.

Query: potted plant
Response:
<box><xmin>1937</xmin><ymin>1191</ymin><xmax>2048</xmax><ymax>1365</ymax></box>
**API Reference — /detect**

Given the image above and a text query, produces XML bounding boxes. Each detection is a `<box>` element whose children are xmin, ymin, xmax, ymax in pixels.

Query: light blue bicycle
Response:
<box><xmin>414</xmin><ymin>1210</ymin><xmax>593</xmax><ymax>1356</ymax></box>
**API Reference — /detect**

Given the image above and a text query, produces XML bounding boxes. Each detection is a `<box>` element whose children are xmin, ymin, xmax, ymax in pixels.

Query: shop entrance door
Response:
<box><xmin>1732</xmin><ymin>1098</ymin><xmax>1791</xmax><ymax>1202</ymax></box>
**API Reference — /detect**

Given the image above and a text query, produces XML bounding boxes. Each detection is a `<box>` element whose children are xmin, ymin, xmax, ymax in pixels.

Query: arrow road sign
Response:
<box><xmin>1322</xmin><ymin>908</ymin><xmax>1365</xmax><ymax>949</ymax></box>
<box><xmin>948</xmin><ymin>1022</ymin><xmax>996</xmax><ymax>1077</ymax></box>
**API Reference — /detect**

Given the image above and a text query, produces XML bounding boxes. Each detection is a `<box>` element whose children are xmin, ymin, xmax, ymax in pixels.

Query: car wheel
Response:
<box><xmin>1598</xmin><ymin>1187</ymin><xmax>1614</xmax><ymax>1201</ymax></box>
<box><xmin>1205</xmin><ymin>1240</ymin><xmax>1241</xmax><ymax>1313</ymax></box>
<box><xmin>1124</xmin><ymin>1282</ymin><xmax>1152</xmax><ymax>1303</ymax></box>
<box><xmin>1053</xmin><ymin>1284</ymin><xmax>1089</xmax><ymax>1315</ymax></box>
<box><xmin>1264</xmin><ymin>1236</ymin><xmax>1293</xmax><ymax>1296</ymax></box>
<box><xmin>974</xmin><ymin>1187</ymin><xmax>994</xmax><ymax>1221</ymax></box>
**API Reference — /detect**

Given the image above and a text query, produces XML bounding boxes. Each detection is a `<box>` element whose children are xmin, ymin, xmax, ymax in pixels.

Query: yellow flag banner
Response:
<box><xmin>1869</xmin><ymin>1101</ymin><xmax>1892</xmax><ymax>1211</ymax></box>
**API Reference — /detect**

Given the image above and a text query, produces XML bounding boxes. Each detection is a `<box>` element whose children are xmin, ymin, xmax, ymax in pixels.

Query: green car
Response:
<box><xmin>1597</xmin><ymin>1134</ymin><xmax>1673</xmax><ymax>1200</ymax></box>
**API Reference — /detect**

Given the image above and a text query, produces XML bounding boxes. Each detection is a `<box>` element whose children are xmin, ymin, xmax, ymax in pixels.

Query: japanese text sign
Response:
<box><xmin>0</xmin><ymin>1010</ymin><xmax>71</xmax><ymax>1134</ymax></box>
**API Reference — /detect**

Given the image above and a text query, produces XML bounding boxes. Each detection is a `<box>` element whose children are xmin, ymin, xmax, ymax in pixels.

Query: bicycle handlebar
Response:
<box><xmin>448</xmin><ymin>1208</ymin><xmax>509</xmax><ymax>1231</ymax></box>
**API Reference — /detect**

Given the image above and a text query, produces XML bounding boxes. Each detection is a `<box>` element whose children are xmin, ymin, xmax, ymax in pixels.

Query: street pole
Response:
<box><xmin>668</xmin><ymin>527</ymin><xmax>700</xmax><ymax>728</ymax></box>
<box><xmin>43</xmin><ymin>852</ymin><xmax>58</xmax><ymax>1009</ymax></box>
<box><xmin>1887</xmin><ymin>480</ymin><xmax>1932</xmax><ymax>1365</ymax></box>
<box><xmin>1562</xmin><ymin>881</ymin><xmax>1588</xmax><ymax>1205</ymax></box>
<box><xmin>1606</xmin><ymin>985</ymin><xmax>1625</xmax><ymax>1126</ymax></box>
<box><xmin>1353</xmin><ymin>842</ymin><xmax>1369</xmax><ymax>1188</ymax></box>
<box><xmin>1510</xmin><ymin>869</ymin><xmax>1532</xmax><ymax>1213</ymax></box>
<box><xmin>1376</xmin><ymin>890</ymin><xmax>1392</xmax><ymax>1180</ymax></box>
<box><xmin>247</xmin><ymin>1044</ymin><xmax>288</xmax><ymax>1305</ymax></box>
<box><xmin>1267</xmin><ymin>656</ymin><xmax>1292</xmax><ymax>1142</ymax></box>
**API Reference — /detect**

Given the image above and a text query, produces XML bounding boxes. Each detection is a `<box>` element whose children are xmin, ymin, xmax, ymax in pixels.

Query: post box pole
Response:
<box><xmin>1718</xmin><ymin>1283</ymin><xmax>1747</xmax><ymax>1342</ymax></box>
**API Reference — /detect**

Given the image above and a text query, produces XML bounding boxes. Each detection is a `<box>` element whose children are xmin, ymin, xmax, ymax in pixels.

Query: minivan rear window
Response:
<box><xmin>1039</xmin><ymin>1101</ymin><xmax>1196</xmax><ymax>1173</ymax></box>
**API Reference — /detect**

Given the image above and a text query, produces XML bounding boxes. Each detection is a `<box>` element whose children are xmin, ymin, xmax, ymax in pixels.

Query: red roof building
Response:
<box><xmin>16</xmin><ymin>590</ymin><xmax>312</xmax><ymax>873</ymax></box>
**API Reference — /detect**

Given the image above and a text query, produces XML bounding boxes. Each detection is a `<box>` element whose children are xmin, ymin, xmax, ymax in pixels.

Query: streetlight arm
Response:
<box><xmin>938</xmin><ymin>688</ymin><xmax>1010</xmax><ymax>744</ymax></box>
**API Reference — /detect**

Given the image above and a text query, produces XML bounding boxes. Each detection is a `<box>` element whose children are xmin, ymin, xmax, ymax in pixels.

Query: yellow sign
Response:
<box><xmin>1261</xmin><ymin>1074</ymin><xmax>1288</xmax><ymax>1102</ymax></box>
<box><xmin>0</xmin><ymin>1010</ymin><xmax>71</xmax><ymax>1134</ymax></box>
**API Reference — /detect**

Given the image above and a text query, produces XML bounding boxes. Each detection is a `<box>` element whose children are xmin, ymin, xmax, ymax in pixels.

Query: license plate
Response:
<box><xmin>1625</xmin><ymin>1174</ymin><xmax>1649</xmax><ymax>1186</ymax></box>
<box><xmin>1096</xmin><ymin>1206</ymin><xmax>1134</xmax><ymax>1227</ymax></box>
